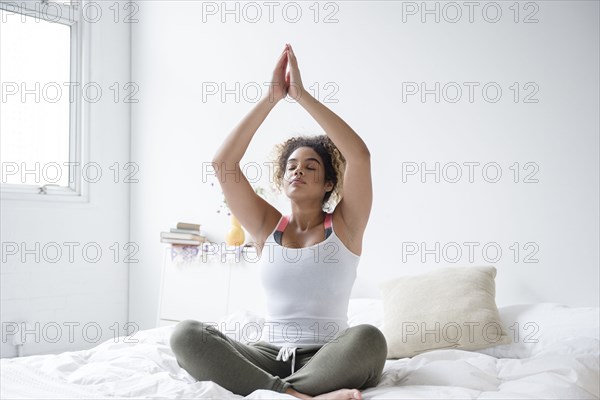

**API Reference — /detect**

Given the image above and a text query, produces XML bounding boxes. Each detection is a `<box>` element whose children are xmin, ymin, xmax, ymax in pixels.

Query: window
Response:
<box><xmin>0</xmin><ymin>0</ymin><xmax>86</xmax><ymax>201</ymax></box>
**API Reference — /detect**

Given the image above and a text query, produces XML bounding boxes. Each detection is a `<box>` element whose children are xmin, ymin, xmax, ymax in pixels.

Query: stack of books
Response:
<box><xmin>160</xmin><ymin>222</ymin><xmax>206</xmax><ymax>246</ymax></box>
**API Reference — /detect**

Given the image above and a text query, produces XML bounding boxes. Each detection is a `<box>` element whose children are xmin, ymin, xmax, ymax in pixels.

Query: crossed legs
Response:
<box><xmin>169</xmin><ymin>320</ymin><xmax>387</xmax><ymax>398</ymax></box>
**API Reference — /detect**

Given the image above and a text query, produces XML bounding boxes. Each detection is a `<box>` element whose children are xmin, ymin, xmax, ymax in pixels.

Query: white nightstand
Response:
<box><xmin>157</xmin><ymin>245</ymin><xmax>266</xmax><ymax>328</ymax></box>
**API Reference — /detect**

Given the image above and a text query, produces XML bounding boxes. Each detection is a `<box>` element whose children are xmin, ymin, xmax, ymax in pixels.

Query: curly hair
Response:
<box><xmin>271</xmin><ymin>135</ymin><xmax>346</xmax><ymax>211</ymax></box>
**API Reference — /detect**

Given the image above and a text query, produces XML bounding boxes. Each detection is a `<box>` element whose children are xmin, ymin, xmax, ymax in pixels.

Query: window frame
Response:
<box><xmin>0</xmin><ymin>0</ymin><xmax>89</xmax><ymax>202</ymax></box>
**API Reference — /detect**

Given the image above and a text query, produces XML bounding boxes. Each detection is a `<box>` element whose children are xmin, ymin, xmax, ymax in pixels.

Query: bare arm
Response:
<box><xmin>287</xmin><ymin>45</ymin><xmax>372</xmax><ymax>238</ymax></box>
<box><xmin>212</xmin><ymin>47</ymin><xmax>289</xmax><ymax>242</ymax></box>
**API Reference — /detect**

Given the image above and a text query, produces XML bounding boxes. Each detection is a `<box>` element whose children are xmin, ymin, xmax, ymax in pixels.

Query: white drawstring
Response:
<box><xmin>276</xmin><ymin>346</ymin><xmax>298</xmax><ymax>374</ymax></box>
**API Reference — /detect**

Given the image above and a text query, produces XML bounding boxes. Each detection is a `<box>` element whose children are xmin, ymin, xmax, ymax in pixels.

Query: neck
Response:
<box><xmin>289</xmin><ymin>202</ymin><xmax>325</xmax><ymax>232</ymax></box>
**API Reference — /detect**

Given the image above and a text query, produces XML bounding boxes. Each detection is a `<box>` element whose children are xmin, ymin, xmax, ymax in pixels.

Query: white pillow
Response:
<box><xmin>379</xmin><ymin>266</ymin><xmax>511</xmax><ymax>359</ymax></box>
<box><xmin>474</xmin><ymin>303</ymin><xmax>600</xmax><ymax>358</ymax></box>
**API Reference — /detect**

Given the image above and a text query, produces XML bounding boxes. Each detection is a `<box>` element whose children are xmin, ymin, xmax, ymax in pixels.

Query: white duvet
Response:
<box><xmin>2</xmin><ymin>302</ymin><xmax>599</xmax><ymax>399</ymax></box>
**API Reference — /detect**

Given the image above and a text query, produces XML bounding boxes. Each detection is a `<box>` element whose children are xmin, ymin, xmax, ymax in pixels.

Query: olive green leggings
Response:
<box><xmin>169</xmin><ymin>320</ymin><xmax>388</xmax><ymax>397</ymax></box>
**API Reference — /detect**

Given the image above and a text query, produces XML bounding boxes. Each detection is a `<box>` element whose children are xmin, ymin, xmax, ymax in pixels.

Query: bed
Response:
<box><xmin>1</xmin><ymin>299</ymin><xmax>598</xmax><ymax>399</ymax></box>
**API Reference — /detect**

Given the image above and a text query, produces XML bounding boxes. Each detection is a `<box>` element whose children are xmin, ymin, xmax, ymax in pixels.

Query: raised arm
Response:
<box><xmin>212</xmin><ymin>46</ymin><xmax>288</xmax><ymax>243</ymax></box>
<box><xmin>286</xmin><ymin>44</ymin><xmax>372</xmax><ymax>237</ymax></box>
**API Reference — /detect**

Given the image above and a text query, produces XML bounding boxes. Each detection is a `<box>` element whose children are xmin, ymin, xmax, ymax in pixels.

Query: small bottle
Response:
<box><xmin>226</xmin><ymin>215</ymin><xmax>245</xmax><ymax>247</ymax></box>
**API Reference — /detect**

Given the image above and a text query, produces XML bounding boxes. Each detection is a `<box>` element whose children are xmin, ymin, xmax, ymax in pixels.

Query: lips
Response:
<box><xmin>291</xmin><ymin>178</ymin><xmax>305</xmax><ymax>184</ymax></box>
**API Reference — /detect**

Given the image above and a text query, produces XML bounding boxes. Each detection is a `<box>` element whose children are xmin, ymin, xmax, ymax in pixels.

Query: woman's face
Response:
<box><xmin>283</xmin><ymin>146</ymin><xmax>333</xmax><ymax>203</ymax></box>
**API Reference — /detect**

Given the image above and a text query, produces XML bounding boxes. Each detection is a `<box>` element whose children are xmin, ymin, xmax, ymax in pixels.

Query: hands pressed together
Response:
<box><xmin>270</xmin><ymin>43</ymin><xmax>305</xmax><ymax>102</ymax></box>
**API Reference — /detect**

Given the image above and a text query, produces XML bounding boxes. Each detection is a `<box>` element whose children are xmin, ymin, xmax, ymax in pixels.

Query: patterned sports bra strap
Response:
<box><xmin>324</xmin><ymin>212</ymin><xmax>333</xmax><ymax>239</ymax></box>
<box><xmin>276</xmin><ymin>214</ymin><xmax>290</xmax><ymax>232</ymax></box>
<box><xmin>324</xmin><ymin>213</ymin><xmax>333</xmax><ymax>229</ymax></box>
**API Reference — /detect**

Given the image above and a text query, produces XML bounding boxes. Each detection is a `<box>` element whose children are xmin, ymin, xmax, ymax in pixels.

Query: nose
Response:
<box><xmin>294</xmin><ymin>168</ymin><xmax>304</xmax><ymax>176</ymax></box>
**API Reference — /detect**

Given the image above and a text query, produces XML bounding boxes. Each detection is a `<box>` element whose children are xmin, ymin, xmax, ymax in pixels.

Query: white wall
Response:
<box><xmin>0</xmin><ymin>3</ymin><xmax>131</xmax><ymax>357</ymax></box>
<box><xmin>139</xmin><ymin>1</ymin><xmax>595</xmax><ymax>330</ymax></box>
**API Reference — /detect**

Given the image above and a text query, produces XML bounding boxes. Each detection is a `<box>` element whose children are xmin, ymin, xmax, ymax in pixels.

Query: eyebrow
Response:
<box><xmin>287</xmin><ymin>157</ymin><xmax>322</xmax><ymax>165</ymax></box>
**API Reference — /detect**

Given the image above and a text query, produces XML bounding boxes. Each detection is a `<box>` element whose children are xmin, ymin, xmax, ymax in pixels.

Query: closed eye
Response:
<box><xmin>287</xmin><ymin>164</ymin><xmax>317</xmax><ymax>170</ymax></box>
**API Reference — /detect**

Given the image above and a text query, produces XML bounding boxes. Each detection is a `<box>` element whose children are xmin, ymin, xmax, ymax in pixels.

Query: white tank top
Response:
<box><xmin>257</xmin><ymin>212</ymin><xmax>360</xmax><ymax>354</ymax></box>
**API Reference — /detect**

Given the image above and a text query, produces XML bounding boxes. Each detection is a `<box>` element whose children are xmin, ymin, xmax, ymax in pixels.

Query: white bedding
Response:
<box><xmin>2</xmin><ymin>302</ymin><xmax>599</xmax><ymax>399</ymax></box>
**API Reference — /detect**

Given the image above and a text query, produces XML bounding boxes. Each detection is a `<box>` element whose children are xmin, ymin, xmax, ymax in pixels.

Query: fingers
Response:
<box><xmin>279</xmin><ymin>48</ymin><xmax>288</xmax><ymax>63</ymax></box>
<box><xmin>287</xmin><ymin>45</ymin><xmax>297</xmax><ymax>65</ymax></box>
<box><xmin>275</xmin><ymin>49</ymin><xmax>288</xmax><ymax>72</ymax></box>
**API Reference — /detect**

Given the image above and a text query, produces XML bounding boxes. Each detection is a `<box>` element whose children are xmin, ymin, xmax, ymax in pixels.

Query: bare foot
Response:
<box><xmin>285</xmin><ymin>387</ymin><xmax>312</xmax><ymax>400</ymax></box>
<box><xmin>314</xmin><ymin>389</ymin><xmax>362</xmax><ymax>400</ymax></box>
<box><xmin>285</xmin><ymin>387</ymin><xmax>362</xmax><ymax>400</ymax></box>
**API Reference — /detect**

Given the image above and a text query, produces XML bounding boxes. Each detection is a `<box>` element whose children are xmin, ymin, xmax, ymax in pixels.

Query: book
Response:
<box><xmin>176</xmin><ymin>222</ymin><xmax>201</xmax><ymax>231</ymax></box>
<box><xmin>170</xmin><ymin>228</ymin><xmax>203</xmax><ymax>234</ymax></box>
<box><xmin>161</xmin><ymin>232</ymin><xmax>206</xmax><ymax>241</ymax></box>
<box><xmin>160</xmin><ymin>237</ymin><xmax>203</xmax><ymax>245</ymax></box>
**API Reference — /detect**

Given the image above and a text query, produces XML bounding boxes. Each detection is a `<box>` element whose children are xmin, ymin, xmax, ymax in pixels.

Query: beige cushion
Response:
<box><xmin>378</xmin><ymin>266</ymin><xmax>511</xmax><ymax>359</ymax></box>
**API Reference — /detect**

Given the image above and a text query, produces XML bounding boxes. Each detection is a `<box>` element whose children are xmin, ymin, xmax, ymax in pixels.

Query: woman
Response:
<box><xmin>170</xmin><ymin>44</ymin><xmax>387</xmax><ymax>400</ymax></box>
